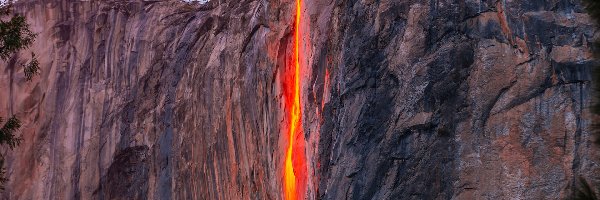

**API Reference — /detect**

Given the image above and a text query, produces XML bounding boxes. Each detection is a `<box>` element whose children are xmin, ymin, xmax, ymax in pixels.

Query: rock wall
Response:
<box><xmin>3</xmin><ymin>0</ymin><xmax>293</xmax><ymax>199</ymax></box>
<box><xmin>314</xmin><ymin>0</ymin><xmax>600</xmax><ymax>199</ymax></box>
<box><xmin>0</xmin><ymin>0</ymin><xmax>596</xmax><ymax>199</ymax></box>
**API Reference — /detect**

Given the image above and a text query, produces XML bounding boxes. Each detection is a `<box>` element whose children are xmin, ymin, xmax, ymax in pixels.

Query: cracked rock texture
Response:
<box><xmin>314</xmin><ymin>0</ymin><xmax>600</xmax><ymax>199</ymax></box>
<box><xmin>0</xmin><ymin>0</ymin><xmax>597</xmax><ymax>199</ymax></box>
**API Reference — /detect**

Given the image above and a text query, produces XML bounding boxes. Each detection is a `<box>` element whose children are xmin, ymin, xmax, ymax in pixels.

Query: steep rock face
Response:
<box><xmin>315</xmin><ymin>0</ymin><xmax>599</xmax><ymax>199</ymax></box>
<box><xmin>3</xmin><ymin>0</ymin><xmax>295</xmax><ymax>199</ymax></box>
<box><xmin>0</xmin><ymin>0</ymin><xmax>597</xmax><ymax>200</ymax></box>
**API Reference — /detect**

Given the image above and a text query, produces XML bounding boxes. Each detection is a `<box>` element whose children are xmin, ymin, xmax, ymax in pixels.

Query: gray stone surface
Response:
<box><xmin>313</xmin><ymin>0</ymin><xmax>600</xmax><ymax>199</ymax></box>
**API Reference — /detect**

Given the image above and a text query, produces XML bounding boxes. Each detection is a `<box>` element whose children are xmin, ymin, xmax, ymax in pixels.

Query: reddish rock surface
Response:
<box><xmin>0</xmin><ymin>0</ymin><xmax>597</xmax><ymax>199</ymax></box>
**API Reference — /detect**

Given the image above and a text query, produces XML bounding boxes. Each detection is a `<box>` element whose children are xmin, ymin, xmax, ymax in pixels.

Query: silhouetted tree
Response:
<box><xmin>0</xmin><ymin>1</ymin><xmax>38</xmax><ymax>190</ymax></box>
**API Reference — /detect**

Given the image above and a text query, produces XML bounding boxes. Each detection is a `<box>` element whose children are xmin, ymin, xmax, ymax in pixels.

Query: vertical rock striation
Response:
<box><xmin>3</xmin><ymin>0</ymin><xmax>296</xmax><ymax>199</ymax></box>
<box><xmin>312</xmin><ymin>0</ymin><xmax>600</xmax><ymax>199</ymax></box>
<box><xmin>0</xmin><ymin>0</ymin><xmax>597</xmax><ymax>199</ymax></box>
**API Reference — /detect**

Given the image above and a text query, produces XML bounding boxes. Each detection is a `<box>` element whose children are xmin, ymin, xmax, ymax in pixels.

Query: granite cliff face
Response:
<box><xmin>0</xmin><ymin>0</ymin><xmax>597</xmax><ymax>199</ymax></box>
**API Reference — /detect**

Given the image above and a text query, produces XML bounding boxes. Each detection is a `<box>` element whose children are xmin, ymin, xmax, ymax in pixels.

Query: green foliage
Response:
<box><xmin>23</xmin><ymin>52</ymin><xmax>38</xmax><ymax>81</ymax></box>
<box><xmin>0</xmin><ymin>1</ymin><xmax>39</xmax><ymax>82</ymax></box>
<box><xmin>0</xmin><ymin>116</ymin><xmax>20</xmax><ymax>191</ymax></box>
<box><xmin>0</xmin><ymin>116</ymin><xmax>22</xmax><ymax>191</ymax></box>
<box><xmin>0</xmin><ymin>159</ymin><xmax>8</xmax><ymax>191</ymax></box>
<box><xmin>0</xmin><ymin>14</ymin><xmax>35</xmax><ymax>60</ymax></box>
<box><xmin>0</xmin><ymin>116</ymin><xmax>22</xmax><ymax>149</ymax></box>
<box><xmin>0</xmin><ymin>1</ymin><xmax>38</xmax><ymax>191</ymax></box>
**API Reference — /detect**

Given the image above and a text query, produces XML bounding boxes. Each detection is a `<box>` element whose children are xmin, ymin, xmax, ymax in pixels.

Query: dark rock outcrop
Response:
<box><xmin>313</xmin><ymin>0</ymin><xmax>599</xmax><ymax>199</ymax></box>
<box><xmin>98</xmin><ymin>146</ymin><xmax>149</xmax><ymax>200</ymax></box>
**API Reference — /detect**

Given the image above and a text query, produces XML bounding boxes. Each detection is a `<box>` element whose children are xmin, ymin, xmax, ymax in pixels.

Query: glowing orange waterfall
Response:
<box><xmin>283</xmin><ymin>0</ymin><xmax>306</xmax><ymax>199</ymax></box>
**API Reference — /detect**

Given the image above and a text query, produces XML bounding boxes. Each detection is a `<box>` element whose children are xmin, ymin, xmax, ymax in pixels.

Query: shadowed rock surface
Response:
<box><xmin>313</xmin><ymin>0</ymin><xmax>599</xmax><ymax>199</ymax></box>
<box><xmin>0</xmin><ymin>0</ymin><xmax>597</xmax><ymax>199</ymax></box>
